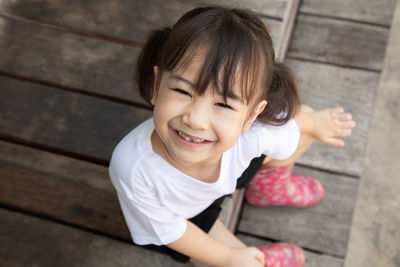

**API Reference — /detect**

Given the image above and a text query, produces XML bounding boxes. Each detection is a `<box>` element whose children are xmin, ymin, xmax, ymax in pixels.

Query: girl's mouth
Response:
<box><xmin>177</xmin><ymin>130</ymin><xmax>206</xmax><ymax>143</ymax></box>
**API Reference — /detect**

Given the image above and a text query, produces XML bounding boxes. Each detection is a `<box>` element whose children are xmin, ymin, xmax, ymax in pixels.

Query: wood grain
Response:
<box><xmin>0</xmin><ymin>208</ymin><xmax>189</xmax><ymax>267</ymax></box>
<box><xmin>275</xmin><ymin>0</ymin><xmax>300</xmax><ymax>62</ymax></box>
<box><xmin>300</xmin><ymin>0</ymin><xmax>397</xmax><ymax>26</ymax></box>
<box><xmin>0</xmin><ymin>140</ymin><xmax>131</xmax><ymax>241</ymax></box>
<box><xmin>238</xmin><ymin>165</ymin><xmax>359</xmax><ymax>257</ymax></box>
<box><xmin>0</xmin><ymin>16</ymin><xmax>280</xmax><ymax>105</ymax></box>
<box><xmin>0</xmin><ymin>0</ymin><xmax>286</xmax><ymax>43</ymax></box>
<box><xmin>0</xmin><ymin>17</ymin><xmax>145</xmax><ymax>105</ymax></box>
<box><xmin>288</xmin><ymin>14</ymin><xmax>390</xmax><ymax>71</ymax></box>
<box><xmin>286</xmin><ymin>58</ymin><xmax>380</xmax><ymax>176</ymax></box>
<box><xmin>0</xmin><ymin>76</ymin><xmax>152</xmax><ymax>162</ymax></box>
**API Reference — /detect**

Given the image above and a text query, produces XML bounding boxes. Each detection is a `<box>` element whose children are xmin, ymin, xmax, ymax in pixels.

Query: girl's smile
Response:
<box><xmin>174</xmin><ymin>129</ymin><xmax>212</xmax><ymax>146</ymax></box>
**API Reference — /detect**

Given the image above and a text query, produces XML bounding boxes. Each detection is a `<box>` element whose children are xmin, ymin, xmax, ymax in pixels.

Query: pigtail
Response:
<box><xmin>135</xmin><ymin>27</ymin><xmax>171</xmax><ymax>104</ymax></box>
<box><xmin>258</xmin><ymin>62</ymin><xmax>301</xmax><ymax>126</ymax></box>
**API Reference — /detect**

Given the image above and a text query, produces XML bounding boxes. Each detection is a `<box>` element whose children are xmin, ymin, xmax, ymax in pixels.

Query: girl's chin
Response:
<box><xmin>168</xmin><ymin>149</ymin><xmax>217</xmax><ymax>166</ymax></box>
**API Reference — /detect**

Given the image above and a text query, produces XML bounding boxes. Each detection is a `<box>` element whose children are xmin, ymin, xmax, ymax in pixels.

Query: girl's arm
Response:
<box><xmin>167</xmin><ymin>220</ymin><xmax>264</xmax><ymax>267</ymax></box>
<box><xmin>263</xmin><ymin>105</ymin><xmax>355</xmax><ymax>166</ymax></box>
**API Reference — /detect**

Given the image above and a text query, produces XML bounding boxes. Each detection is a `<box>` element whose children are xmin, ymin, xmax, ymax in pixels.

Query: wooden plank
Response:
<box><xmin>0</xmin><ymin>16</ymin><xmax>280</xmax><ymax>105</ymax></box>
<box><xmin>0</xmin><ymin>208</ymin><xmax>189</xmax><ymax>267</ymax></box>
<box><xmin>300</xmin><ymin>0</ymin><xmax>397</xmax><ymax>27</ymax></box>
<box><xmin>288</xmin><ymin>14</ymin><xmax>390</xmax><ymax>71</ymax></box>
<box><xmin>218</xmin><ymin>190</ymin><xmax>245</xmax><ymax>232</ymax></box>
<box><xmin>0</xmin><ymin>140</ymin><xmax>131</xmax><ymax>241</ymax></box>
<box><xmin>0</xmin><ymin>76</ymin><xmax>152</xmax><ymax>162</ymax></box>
<box><xmin>286</xmin><ymin>58</ymin><xmax>380</xmax><ymax>176</ymax></box>
<box><xmin>263</xmin><ymin>18</ymin><xmax>282</xmax><ymax>49</ymax></box>
<box><xmin>0</xmin><ymin>0</ymin><xmax>286</xmax><ymax>43</ymax></box>
<box><xmin>238</xmin><ymin>165</ymin><xmax>359</xmax><ymax>257</ymax></box>
<box><xmin>275</xmin><ymin>0</ymin><xmax>300</xmax><ymax>62</ymax></box>
<box><xmin>0</xmin><ymin>16</ymin><xmax>146</xmax><ymax>105</ymax></box>
<box><xmin>238</xmin><ymin>234</ymin><xmax>345</xmax><ymax>267</ymax></box>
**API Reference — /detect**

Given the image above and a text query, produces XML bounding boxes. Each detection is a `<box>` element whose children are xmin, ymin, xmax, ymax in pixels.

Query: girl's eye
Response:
<box><xmin>216</xmin><ymin>102</ymin><xmax>233</xmax><ymax>110</ymax></box>
<box><xmin>172</xmin><ymin>88</ymin><xmax>191</xmax><ymax>97</ymax></box>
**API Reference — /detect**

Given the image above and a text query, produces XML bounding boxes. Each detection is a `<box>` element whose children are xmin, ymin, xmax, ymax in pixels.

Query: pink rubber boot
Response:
<box><xmin>258</xmin><ymin>242</ymin><xmax>305</xmax><ymax>267</ymax></box>
<box><xmin>245</xmin><ymin>164</ymin><xmax>325</xmax><ymax>207</ymax></box>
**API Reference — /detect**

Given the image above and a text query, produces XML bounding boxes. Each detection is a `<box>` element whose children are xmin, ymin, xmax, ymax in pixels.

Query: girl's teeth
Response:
<box><xmin>178</xmin><ymin>131</ymin><xmax>205</xmax><ymax>143</ymax></box>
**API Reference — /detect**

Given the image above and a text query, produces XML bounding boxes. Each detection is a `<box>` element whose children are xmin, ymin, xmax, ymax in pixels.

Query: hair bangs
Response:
<box><xmin>159</xmin><ymin>8</ymin><xmax>266</xmax><ymax>104</ymax></box>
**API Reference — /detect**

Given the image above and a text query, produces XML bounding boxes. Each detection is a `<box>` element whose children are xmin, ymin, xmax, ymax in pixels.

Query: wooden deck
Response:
<box><xmin>0</xmin><ymin>0</ymin><xmax>396</xmax><ymax>266</ymax></box>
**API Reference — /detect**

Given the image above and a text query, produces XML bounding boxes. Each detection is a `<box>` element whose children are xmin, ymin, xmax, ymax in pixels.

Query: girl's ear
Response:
<box><xmin>243</xmin><ymin>100</ymin><xmax>267</xmax><ymax>132</ymax></box>
<box><xmin>151</xmin><ymin>66</ymin><xmax>160</xmax><ymax>105</ymax></box>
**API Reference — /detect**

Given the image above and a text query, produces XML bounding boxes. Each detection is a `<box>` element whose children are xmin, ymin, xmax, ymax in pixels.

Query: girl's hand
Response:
<box><xmin>309</xmin><ymin>107</ymin><xmax>356</xmax><ymax>147</ymax></box>
<box><xmin>223</xmin><ymin>247</ymin><xmax>265</xmax><ymax>267</ymax></box>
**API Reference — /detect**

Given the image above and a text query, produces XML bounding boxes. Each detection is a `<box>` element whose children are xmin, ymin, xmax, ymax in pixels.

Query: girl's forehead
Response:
<box><xmin>170</xmin><ymin>51</ymin><xmax>254</xmax><ymax>100</ymax></box>
<box><xmin>173</xmin><ymin>51</ymin><xmax>205</xmax><ymax>80</ymax></box>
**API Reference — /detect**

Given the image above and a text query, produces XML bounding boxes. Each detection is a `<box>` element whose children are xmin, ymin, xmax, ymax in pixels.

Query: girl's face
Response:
<box><xmin>151</xmin><ymin>54</ymin><xmax>266</xmax><ymax>169</ymax></box>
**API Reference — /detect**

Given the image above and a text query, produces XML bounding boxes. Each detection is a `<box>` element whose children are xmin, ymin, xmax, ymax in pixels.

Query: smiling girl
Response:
<box><xmin>109</xmin><ymin>6</ymin><xmax>355</xmax><ymax>267</ymax></box>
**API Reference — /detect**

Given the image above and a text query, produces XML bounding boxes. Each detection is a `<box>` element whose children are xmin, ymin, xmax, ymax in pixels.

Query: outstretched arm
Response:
<box><xmin>295</xmin><ymin>105</ymin><xmax>356</xmax><ymax>147</ymax></box>
<box><xmin>167</xmin><ymin>220</ymin><xmax>264</xmax><ymax>267</ymax></box>
<box><xmin>264</xmin><ymin>105</ymin><xmax>356</xmax><ymax>166</ymax></box>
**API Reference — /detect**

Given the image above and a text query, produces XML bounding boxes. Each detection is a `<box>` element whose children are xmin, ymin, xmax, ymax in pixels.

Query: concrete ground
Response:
<box><xmin>345</xmin><ymin>0</ymin><xmax>400</xmax><ymax>266</ymax></box>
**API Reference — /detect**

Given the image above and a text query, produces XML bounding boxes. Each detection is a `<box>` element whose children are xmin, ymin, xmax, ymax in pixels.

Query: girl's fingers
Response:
<box><xmin>331</xmin><ymin>107</ymin><xmax>345</xmax><ymax>114</ymax></box>
<box><xmin>324</xmin><ymin>137</ymin><xmax>345</xmax><ymax>147</ymax></box>
<box><xmin>338</xmin><ymin>120</ymin><xmax>356</xmax><ymax>129</ymax></box>
<box><xmin>337</xmin><ymin>112</ymin><xmax>353</xmax><ymax>122</ymax></box>
<box><xmin>335</xmin><ymin>128</ymin><xmax>352</xmax><ymax>137</ymax></box>
<box><xmin>255</xmin><ymin>249</ymin><xmax>265</xmax><ymax>266</ymax></box>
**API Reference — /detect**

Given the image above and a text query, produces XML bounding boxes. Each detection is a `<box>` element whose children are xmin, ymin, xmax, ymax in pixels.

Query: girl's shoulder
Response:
<box><xmin>109</xmin><ymin>118</ymin><xmax>156</xmax><ymax>189</ymax></box>
<box><xmin>237</xmin><ymin>118</ymin><xmax>300</xmax><ymax>160</ymax></box>
<box><xmin>112</xmin><ymin>118</ymin><xmax>154</xmax><ymax>157</ymax></box>
<box><xmin>248</xmin><ymin>118</ymin><xmax>299</xmax><ymax>136</ymax></box>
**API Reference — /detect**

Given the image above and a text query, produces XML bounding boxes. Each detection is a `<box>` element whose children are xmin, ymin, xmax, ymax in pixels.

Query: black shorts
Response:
<box><xmin>140</xmin><ymin>154</ymin><xmax>266</xmax><ymax>263</ymax></box>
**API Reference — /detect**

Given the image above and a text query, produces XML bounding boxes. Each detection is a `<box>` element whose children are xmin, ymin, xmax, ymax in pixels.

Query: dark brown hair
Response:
<box><xmin>136</xmin><ymin>6</ymin><xmax>300</xmax><ymax>125</ymax></box>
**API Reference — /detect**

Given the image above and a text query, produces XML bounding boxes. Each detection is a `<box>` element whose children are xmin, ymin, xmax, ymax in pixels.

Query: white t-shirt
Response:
<box><xmin>108</xmin><ymin>117</ymin><xmax>300</xmax><ymax>246</ymax></box>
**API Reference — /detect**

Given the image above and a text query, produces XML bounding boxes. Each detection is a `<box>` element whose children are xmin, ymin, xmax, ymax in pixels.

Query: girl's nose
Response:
<box><xmin>182</xmin><ymin>101</ymin><xmax>209</xmax><ymax>130</ymax></box>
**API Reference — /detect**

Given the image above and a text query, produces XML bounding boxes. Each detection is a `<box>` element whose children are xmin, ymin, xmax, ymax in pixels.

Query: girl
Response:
<box><xmin>109</xmin><ymin>6</ymin><xmax>355</xmax><ymax>267</ymax></box>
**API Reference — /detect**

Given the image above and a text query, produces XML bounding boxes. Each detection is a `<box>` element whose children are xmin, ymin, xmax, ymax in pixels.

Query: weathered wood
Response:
<box><xmin>0</xmin><ymin>208</ymin><xmax>190</xmax><ymax>267</ymax></box>
<box><xmin>275</xmin><ymin>0</ymin><xmax>300</xmax><ymax>62</ymax></box>
<box><xmin>262</xmin><ymin>18</ymin><xmax>282</xmax><ymax>49</ymax></box>
<box><xmin>286</xmin><ymin>58</ymin><xmax>380</xmax><ymax>176</ymax></box>
<box><xmin>288</xmin><ymin>14</ymin><xmax>390</xmax><ymax>71</ymax></box>
<box><xmin>0</xmin><ymin>76</ymin><xmax>152</xmax><ymax>162</ymax></box>
<box><xmin>0</xmin><ymin>140</ymin><xmax>131</xmax><ymax>241</ymax></box>
<box><xmin>0</xmin><ymin>16</ymin><xmax>146</xmax><ymax>105</ymax></box>
<box><xmin>238</xmin><ymin>165</ymin><xmax>359</xmax><ymax>257</ymax></box>
<box><xmin>219</xmin><ymin>190</ymin><xmax>245</xmax><ymax>232</ymax></box>
<box><xmin>300</xmin><ymin>0</ymin><xmax>397</xmax><ymax>27</ymax></box>
<box><xmin>0</xmin><ymin>16</ymin><xmax>280</xmax><ymax>105</ymax></box>
<box><xmin>0</xmin><ymin>0</ymin><xmax>286</xmax><ymax>43</ymax></box>
<box><xmin>238</xmin><ymin>234</ymin><xmax>345</xmax><ymax>267</ymax></box>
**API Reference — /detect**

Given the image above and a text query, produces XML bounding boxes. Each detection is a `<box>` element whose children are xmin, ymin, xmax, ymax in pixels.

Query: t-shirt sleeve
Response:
<box><xmin>256</xmin><ymin>118</ymin><xmax>301</xmax><ymax>160</ymax></box>
<box><xmin>115</xmin><ymin>173</ymin><xmax>187</xmax><ymax>246</ymax></box>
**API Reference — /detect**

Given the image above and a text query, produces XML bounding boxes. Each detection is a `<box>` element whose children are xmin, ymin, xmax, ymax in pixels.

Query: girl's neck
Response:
<box><xmin>151</xmin><ymin>130</ymin><xmax>221</xmax><ymax>183</ymax></box>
